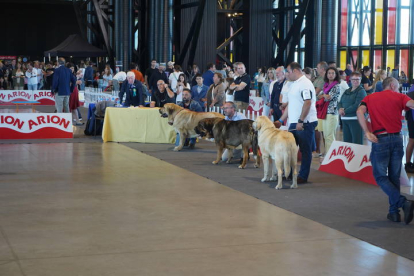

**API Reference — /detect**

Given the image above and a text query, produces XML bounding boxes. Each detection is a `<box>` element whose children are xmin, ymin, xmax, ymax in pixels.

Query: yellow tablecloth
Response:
<box><xmin>102</xmin><ymin>107</ymin><xmax>176</xmax><ymax>143</ymax></box>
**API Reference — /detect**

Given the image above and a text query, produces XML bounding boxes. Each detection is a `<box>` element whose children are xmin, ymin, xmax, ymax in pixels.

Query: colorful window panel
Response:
<box><xmin>362</xmin><ymin>50</ymin><xmax>370</xmax><ymax>67</ymax></box>
<box><xmin>340</xmin><ymin>0</ymin><xmax>348</xmax><ymax>46</ymax></box>
<box><xmin>374</xmin><ymin>0</ymin><xmax>383</xmax><ymax>45</ymax></box>
<box><xmin>399</xmin><ymin>7</ymin><xmax>410</xmax><ymax>44</ymax></box>
<box><xmin>340</xmin><ymin>51</ymin><xmax>347</xmax><ymax>69</ymax></box>
<box><xmin>400</xmin><ymin>49</ymin><xmax>409</xmax><ymax>78</ymax></box>
<box><xmin>374</xmin><ymin>50</ymin><xmax>382</xmax><ymax>70</ymax></box>
<box><xmin>350</xmin><ymin>0</ymin><xmax>360</xmax><ymax>46</ymax></box>
<box><xmin>351</xmin><ymin>50</ymin><xmax>358</xmax><ymax>68</ymax></box>
<box><xmin>387</xmin><ymin>0</ymin><xmax>396</xmax><ymax>45</ymax></box>
<box><xmin>386</xmin><ymin>49</ymin><xmax>395</xmax><ymax>70</ymax></box>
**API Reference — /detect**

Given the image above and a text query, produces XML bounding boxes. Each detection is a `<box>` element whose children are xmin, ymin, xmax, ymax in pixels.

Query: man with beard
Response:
<box><xmin>176</xmin><ymin>88</ymin><xmax>202</xmax><ymax>148</ymax></box>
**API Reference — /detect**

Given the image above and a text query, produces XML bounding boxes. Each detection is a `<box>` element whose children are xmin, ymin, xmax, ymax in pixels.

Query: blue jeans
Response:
<box><xmin>289</xmin><ymin>121</ymin><xmax>317</xmax><ymax>180</ymax></box>
<box><xmin>28</xmin><ymin>84</ymin><xmax>37</xmax><ymax>91</ymax></box>
<box><xmin>370</xmin><ymin>135</ymin><xmax>406</xmax><ymax>214</ymax></box>
<box><xmin>175</xmin><ymin>133</ymin><xmax>196</xmax><ymax>146</ymax></box>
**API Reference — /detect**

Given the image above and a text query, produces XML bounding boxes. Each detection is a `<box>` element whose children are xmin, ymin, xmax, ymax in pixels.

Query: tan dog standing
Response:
<box><xmin>159</xmin><ymin>103</ymin><xmax>224</xmax><ymax>151</ymax></box>
<box><xmin>253</xmin><ymin>116</ymin><xmax>298</xmax><ymax>189</ymax></box>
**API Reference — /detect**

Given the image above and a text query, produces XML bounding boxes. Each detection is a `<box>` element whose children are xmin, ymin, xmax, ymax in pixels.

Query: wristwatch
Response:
<box><xmin>298</xmin><ymin>119</ymin><xmax>304</xmax><ymax>124</ymax></box>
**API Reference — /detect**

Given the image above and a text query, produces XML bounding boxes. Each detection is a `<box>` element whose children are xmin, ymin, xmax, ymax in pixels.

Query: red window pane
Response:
<box><xmin>374</xmin><ymin>50</ymin><xmax>382</xmax><ymax>70</ymax></box>
<box><xmin>351</xmin><ymin>50</ymin><xmax>358</xmax><ymax>68</ymax></box>
<box><xmin>340</xmin><ymin>0</ymin><xmax>348</xmax><ymax>46</ymax></box>
<box><xmin>388</xmin><ymin>0</ymin><xmax>396</xmax><ymax>44</ymax></box>
<box><xmin>400</xmin><ymin>49</ymin><xmax>409</xmax><ymax>77</ymax></box>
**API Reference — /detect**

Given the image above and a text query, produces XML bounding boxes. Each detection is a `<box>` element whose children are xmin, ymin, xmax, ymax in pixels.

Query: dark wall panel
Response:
<box><xmin>179</xmin><ymin>0</ymin><xmax>216</xmax><ymax>73</ymax></box>
<box><xmin>0</xmin><ymin>3</ymin><xmax>80</xmax><ymax>59</ymax></box>
<box><xmin>243</xmin><ymin>0</ymin><xmax>273</xmax><ymax>75</ymax></box>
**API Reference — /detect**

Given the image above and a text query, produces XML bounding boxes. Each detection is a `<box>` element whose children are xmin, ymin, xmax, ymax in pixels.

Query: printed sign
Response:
<box><xmin>319</xmin><ymin>141</ymin><xmax>376</xmax><ymax>185</ymax></box>
<box><xmin>0</xmin><ymin>113</ymin><xmax>73</xmax><ymax>139</ymax></box>
<box><xmin>0</xmin><ymin>90</ymin><xmax>55</xmax><ymax>105</ymax></box>
<box><xmin>248</xmin><ymin>96</ymin><xmax>264</xmax><ymax>115</ymax></box>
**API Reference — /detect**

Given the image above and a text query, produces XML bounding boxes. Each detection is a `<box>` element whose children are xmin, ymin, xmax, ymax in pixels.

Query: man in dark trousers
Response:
<box><xmin>52</xmin><ymin>58</ymin><xmax>78</xmax><ymax>113</ymax></box>
<box><xmin>357</xmin><ymin>77</ymin><xmax>414</xmax><ymax>224</ymax></box>
<box><xmin>119</xmin><ymin>72</ymin><xmax>145</xmax><ymax>107</ymax></box>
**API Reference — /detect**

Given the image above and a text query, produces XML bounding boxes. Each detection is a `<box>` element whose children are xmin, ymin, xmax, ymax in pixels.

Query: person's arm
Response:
<box><xmin>357</xmin><ymin>104</ymin><xmax>377</xmax><ymax>143</ymax></box>
<box><xmin>363</xmin><ymin>83</ymin><xmax>373</xmax><ymax>91</ymax></box>
<box><xmin>406</xmin><ymin>99</ymin><xmax>414</xmax><ymax>109</ymax></box>
<box><xmin>145</xmin><ymin>75</ymin><xmax>149</xmax><ymax>88</ymax></box>
<box><xmin>231</xmin><ymin>81</ymin><xmax>247</xmax><ymax>91</ymax></box>
<box><xmin>118</xmin><ymin>82</ymin><xmax>125</xmax><ymax>104</ymax></box>
<box><xmin>165</xmin><ymin>84</ymin><xmax>175</xmax><ymax>98</ymax></box>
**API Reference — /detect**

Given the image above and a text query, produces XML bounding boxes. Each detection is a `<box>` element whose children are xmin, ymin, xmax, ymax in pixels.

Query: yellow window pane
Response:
<box><xmin>375</xmin><ymin>0</ymin><xmax>383</xmax><ymax>45</ymax></box>
<box><xmin>387</xmin><ymin>50</ymin><xmax>395</xmax><ymax>69</ymax></box>
<box><xmin>340</xmin><ymin>51</ymin><xmax>347</xmax><ymax>70</ymax></box>
<box><xmin>362</xmin><ymin>50</ymin><xmax>370</xmax><ymax>67</ymax></box>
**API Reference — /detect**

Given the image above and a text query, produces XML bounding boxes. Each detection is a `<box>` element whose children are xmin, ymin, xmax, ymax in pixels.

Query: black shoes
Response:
<box><xmin>297</xmin><ymin>177</ymin><xmax>307</xmax><ymax>184</ymax></box>
<box><xmin>405</xmin><ymin>162</ymin><xmax>414</xmax><ymax>173</ymax></box>
<box><xmin>387</xmin><ymin>213</ymin><xmax>401</xmax><ymax>222</ymax></box>
<box><xmin>403</xmin><ymin>200</ymin><xmax>414</xmax><ymax>225</ymax></box>
<box><xmin>188</xmin><ymin>143</ymin><xmax>195</xmax><ymax>149</ymax></box>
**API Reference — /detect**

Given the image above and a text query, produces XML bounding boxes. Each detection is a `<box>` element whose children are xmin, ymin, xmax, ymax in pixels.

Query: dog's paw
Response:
<box><xmin>290</xmin><ymin>184</ymin><xmax>298</xmax><ymax>189</ymax></box>
<box><xmin>173</xmin><ymin>147</ymin><xmax>181</xmax><ymax>152</ymax></box>
<box><xmin>212</xmin><ymin>160</ymin><xmax>219</xmax><ymax>165</ymax></box>
<box><xmin>238</xmin><ymin>165</ymin><xmax>245</xmax><ymax>169</ymax></box>
<box><xmin>275</xmin><ymin>185</ymin><xmax>283</xmax><ymax>190</ymax></box>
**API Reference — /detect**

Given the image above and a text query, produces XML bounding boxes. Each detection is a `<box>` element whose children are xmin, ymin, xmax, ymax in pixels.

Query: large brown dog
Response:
<box><xmin>253</xmin><ymin>116</ymin><xmax>298</xmax><ymax>189</ymax></box>
<box><xmin>196</xmin><ymin>118</ymin><xmax>260</xmax><ymax>169</ymax></box>
<box><xmin>159</xmin><ymin>103</ymin><xmax>224</xmax><ymax>151</ymax></box>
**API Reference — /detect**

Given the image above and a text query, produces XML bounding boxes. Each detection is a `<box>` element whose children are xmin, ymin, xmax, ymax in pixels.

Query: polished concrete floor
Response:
<box><xmin>1</xmin><ymin>143</ymin><xmax>414</xmax><ymax>275</ymax></box>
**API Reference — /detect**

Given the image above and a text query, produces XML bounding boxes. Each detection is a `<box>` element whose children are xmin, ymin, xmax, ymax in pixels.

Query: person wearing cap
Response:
<box><xmin>357</xmin><ymin>77</ymin><xmax>414</xmax><ymax>224</ymax></box>
<box><xmin>166</xmin><ymin>61</ymin><xmax>174</xmax><ymax>76</ymax></box>
<box><xmin>149</xmin><ymin>62</ymin><xmax>169</xmax><ymax>92</ymax></box>
<box><xmin>119</xmin><ymin>71</ymin><xmax>145</xmax><ymax>107</ymax></box>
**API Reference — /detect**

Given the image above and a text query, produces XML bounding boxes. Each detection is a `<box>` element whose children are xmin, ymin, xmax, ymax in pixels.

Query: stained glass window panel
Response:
<box><xmin>387</xmin><ymin>49</ymin><xmax>395</xmax><ymax>70</ymax></box>
<box><xmin>374</xmin><ymin>50</ymin><xmax>382</xmax><ymax>70</ymax></box>
<box><xmin>361</xmin><ymin>0</ymin><xmax>371</xmax><ymax>45</ymax></box>
<box><xmin>340</xmin><ymin>51</ymin><xmax>347</xmax><ymax>70</ymax></box>
<box><xmin>387</xmin><ymin>0</ymin><xmax>396</xmax><ymax>44</ymax></box>
<box><xmin>362</xmin><ymin>50</ymin><xmax>370</xmax><ymax>67</ymax></box>
<box><xmin>374</xmin><ymin>0</ymin><xmax>383</xmax><ymax>45</ymax></box>
<box><xmin>341</xmin><ymin>0</ymin><xmax>348</xmax><ymax>46</ymax></box>
<box><xmin>400</xmin><ymin>49</ymin><xmax>409</xmax><ymax>78</ymax></box>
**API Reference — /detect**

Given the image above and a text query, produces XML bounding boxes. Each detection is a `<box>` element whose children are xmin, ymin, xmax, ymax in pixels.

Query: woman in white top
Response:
<box><xmin>168</xmin><ymin>65</ymin><xmax>183</xmax><ymax>92</ymax></box>
<box><xmin>261</xmin><ymin>67</ymin><xmax>277</xmax><ymax>117</ymax></box>
<box><xmin>175</xmin><ymin>73</ymin><xmax>190</xmax><ymax>104</ymax></box>
<box><xmin>102</xmin><ymin>67</ymin><xmax>113</xmax><ymax>89</ymax></box>
<box><xmin>338</xmin><ymin>70</ymin><xmax>350</xmax><ymax>101</ymax></box>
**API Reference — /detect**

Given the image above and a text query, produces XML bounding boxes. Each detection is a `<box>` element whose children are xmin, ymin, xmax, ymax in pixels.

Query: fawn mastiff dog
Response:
<box><xmin>196</xmin><ymin>118</ymin><xmax>260</xmax><ymax>169</ymax></box>
<box><xmin>159</xmin><ymin>103</ymin><xmax>224</xmax><ymax>151</ymax></box>
<box><xmin>253</xmin><ymin>116</ymin><xmax>298</xmax><ymax>189</ymax></box>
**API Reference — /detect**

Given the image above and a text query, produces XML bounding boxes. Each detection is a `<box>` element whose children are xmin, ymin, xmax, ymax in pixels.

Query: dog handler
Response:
<box><xmin>277</xmin><ymin>62</ymin><xmax>318</xmax><ymax>184</ymax></box>
<box><xmin>357</xmin><ymin>77</ymin><xmax>414</xmax><ymax>224</ymax></box>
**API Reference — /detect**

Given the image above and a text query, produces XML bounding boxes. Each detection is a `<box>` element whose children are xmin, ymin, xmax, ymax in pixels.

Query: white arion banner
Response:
<box><xmin>0</xmin><ymin>113</ymin><xmax>73</xmax><ymax>139</ymax></box>
<box><xmin>0</xmin><ymin>90</ymin><xmax>55</xmax><ymax>105</ymax></box>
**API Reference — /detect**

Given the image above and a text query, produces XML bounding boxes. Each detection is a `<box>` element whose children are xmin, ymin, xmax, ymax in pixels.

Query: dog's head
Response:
<box><xmin>195</xmin><ymin>118</ymin><xmax>218</xmax><ymax>139</ymax></box>
<box><xmin>159</xmin><ymin>103</ymin><xmax>182</xmax><ymax>125</ymax></box>
<box><xmin>253</xmin><ymin>116</ymin><xmax>275</xmax><ymax>132</ymax></box>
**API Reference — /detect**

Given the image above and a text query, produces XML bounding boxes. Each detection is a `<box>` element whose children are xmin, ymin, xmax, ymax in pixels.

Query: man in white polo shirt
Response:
<box><xmin>277</xmin><ymin>62</ymin><xmax>318</xmax><ymax>184</ymax></box>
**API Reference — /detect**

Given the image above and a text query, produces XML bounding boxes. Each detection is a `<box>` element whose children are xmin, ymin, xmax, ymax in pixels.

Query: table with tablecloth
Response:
<box><xmin>102</xmin><ymin>107</ymin><xmax>176</xmax><ymax>143</ymax></box>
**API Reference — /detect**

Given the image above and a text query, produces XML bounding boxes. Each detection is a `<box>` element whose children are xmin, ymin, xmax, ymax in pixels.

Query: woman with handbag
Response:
<box><xmin>338</xmin><ymin>71</ymin><xmax>367</xmax><ymax>144</ymax></box>
<box><xmin>316</xmin><ymin>67</ymin><xmax>341</xmax><ymax>154</ymax></box>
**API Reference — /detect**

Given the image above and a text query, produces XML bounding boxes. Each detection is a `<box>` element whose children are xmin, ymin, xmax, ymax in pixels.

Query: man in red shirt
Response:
<box><xmin>357</xmin><ymin>77</ymin><xmax>414</xmax><ymax>224</ymax></box>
